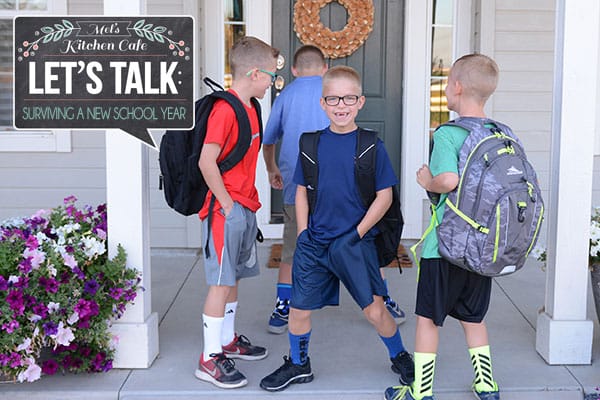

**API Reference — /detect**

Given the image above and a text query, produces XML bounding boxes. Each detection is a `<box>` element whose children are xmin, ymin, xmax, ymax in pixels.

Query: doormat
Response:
<box><xmin>267</xmin><ymin>243</ymin><xmax>413</xmax><ymax>269</ymax></box>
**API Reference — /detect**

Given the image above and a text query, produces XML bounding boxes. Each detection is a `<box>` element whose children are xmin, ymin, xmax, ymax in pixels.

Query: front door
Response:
<box><xmin>271</xmin><ymin>0</ymin><xmax>404</xmax><ymax>215</ymax></box>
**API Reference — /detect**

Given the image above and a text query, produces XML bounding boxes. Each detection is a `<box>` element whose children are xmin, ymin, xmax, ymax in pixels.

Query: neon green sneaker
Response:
<box><xmin>384</xmin><ymin>385</ymin><xmax>435</xmax><ymax>400</ymax></box>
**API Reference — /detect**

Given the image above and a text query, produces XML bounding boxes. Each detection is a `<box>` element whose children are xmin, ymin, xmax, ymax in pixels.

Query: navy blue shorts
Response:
<box><xmin>290</xmin><ymin>229</ymin><xmax>387</xmax><ymax>310</ymax></box>
<box><xmin>416</xmin><ymin>258</ymin><xmax>492</xmax><ymax>327</ymax></box>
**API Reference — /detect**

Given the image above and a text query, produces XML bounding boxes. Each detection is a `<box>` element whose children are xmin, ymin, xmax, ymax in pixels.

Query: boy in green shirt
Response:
<box><xmin>384</xmin><ymin>54</ymin><xmax>501</xmax><ymax>400</ymax></box>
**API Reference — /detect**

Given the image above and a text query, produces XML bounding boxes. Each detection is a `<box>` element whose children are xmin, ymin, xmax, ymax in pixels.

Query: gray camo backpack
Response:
<box><xmin>435</xmin><ymin>117</ymin><xmax>544</xmax><ymax>277</ymax></box>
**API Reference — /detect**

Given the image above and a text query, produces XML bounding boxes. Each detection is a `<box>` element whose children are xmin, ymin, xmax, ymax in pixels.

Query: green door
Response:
<box><xmin>271</xmin><ymin>0</ymin><xmax>404</xmax><ymax>217</ymax></box>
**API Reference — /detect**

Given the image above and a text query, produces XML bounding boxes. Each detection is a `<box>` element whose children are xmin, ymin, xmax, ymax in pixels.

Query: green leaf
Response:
<box><xmin>53</xmin><ymin>30</ymin><xmax>63</xmax><ymax>42</ymax></box>
<box><xmin>142</xmin><ymin>23</ymin><xmax>153</xmax><ymax>31</ymax></box>
<box><xmin>54</xmin><ymin>23</ymin><xmax>64</xmax><ymax>31</ymax></box>
<box><xmin>62</xmin><ymin>19</ymin><xmax>74</xmax><ymax>29</ymax></box>
<box><xmin>133</xmin><ymin>19</ymin><xmax>145</xmax><ymax>29</ymax></box>
<box><xmin>40</xmin><ymin>26</ymin><xmax>53</xmax><ymax>34</ymax></box>
<box><xmin>144</xmin><ymin>30</ymin><xmax>154</xmax><ymax>41</ymax></box>
<box><xmin>43</xmin><ymin>34</ymin><xmax>53</xmax><ymax>43</ymax></box>
<box><xmin>153</xmin><ymin>26</ymin><xmax>166</xmax><ymax>33</ymax></box>
<box><xmin>133</xmin><ymin>28</ymin><xmax>144</xmax><ymax>38</ymax></box>
<box><xmin>64</xmin><ymin>28</ymin><xmax>73</xmax><ymax>38</ymax></box>
<box><xmin>153</xmin><ymin>33</ymin><xmax>164</xmax><ymax>43</ymax></box>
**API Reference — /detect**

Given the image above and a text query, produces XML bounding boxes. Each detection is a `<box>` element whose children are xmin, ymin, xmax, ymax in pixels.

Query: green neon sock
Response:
<box><xmin>411</xmin><ymin>352</ymin><xmax>436</xmax><ymax>399</ymax></box>
<box><xmin>469</xmin><ymin>345</ymin><xmax>499</xmax><ymax>393</ymax></box>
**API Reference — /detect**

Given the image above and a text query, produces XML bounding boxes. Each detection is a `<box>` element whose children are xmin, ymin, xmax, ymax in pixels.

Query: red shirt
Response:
<box><xmin>199</xmin><ymin>90</ymin><xmax>262</xmax><ymax>218</ymax></box>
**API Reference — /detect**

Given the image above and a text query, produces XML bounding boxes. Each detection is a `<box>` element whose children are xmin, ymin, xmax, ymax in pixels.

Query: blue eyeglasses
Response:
<box><xmin>246</xmin><ymin>68</ymin><xmax>278</xmax><ymax>83</ymax></box>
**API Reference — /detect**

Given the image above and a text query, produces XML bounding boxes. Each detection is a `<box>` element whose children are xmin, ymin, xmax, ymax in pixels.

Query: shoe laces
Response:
<box><xmin>275</xmin><ymin>298</ymin><xmax>290</xmax><ymax>311</ymax></box>
<box><xmin>390</xmin><ymin>385</ymin><xmax>410</xmax><ymax>400</ymax></box>
<box><xmin>384</xmin><ymin>295</ymin><xmax>397</xmax><ymax>308</ymax></box>
<box><xmin>235</xmin><ymin>334</ymin><xmax>252</xmax><ymax>347</ymax></box>
<box><xmin>209</xmin><ymin>352</ymin><xmax>237</xmax><ymax>373</ymax></box>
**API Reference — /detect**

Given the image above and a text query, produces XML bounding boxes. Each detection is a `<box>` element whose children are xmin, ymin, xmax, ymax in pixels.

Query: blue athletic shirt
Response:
<box><xmin>293</xmin><ymin>127</ymin><xmax>398</xmax><ymax>244</ymax></box>
<box><xmin>263</xmin><ymin>76</ymin><xmax>329</xmax><ymax>205</ymax></box>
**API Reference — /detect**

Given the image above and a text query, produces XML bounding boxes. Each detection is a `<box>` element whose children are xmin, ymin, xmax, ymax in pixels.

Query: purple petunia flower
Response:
<box><xmin>0</xmin><ymin>276</ymin><xmax>8</xmax><ymax>291</ymax></box>
<box><xmin>41</xmin><ymin>359</ymin><xmax>59</xmax><ymax>375</ymax></box>
<box><xmin>74</xmin><ymin>299</ymin><xmax>99</xmax><ymax>319</ymax></box>
<box><xmin>43</xmin><ymin>321</ymin><xmax>58</xmax><ymax>336</ymax></box>
<box><xmin>18</xmin><ymin>258</ymin><xmax>32</xmax><ymax>274</ymax></box>
<box><xmin>83</xmin><ymin>279</ymin><xmax>99</xmax><ymax>295</ymax></box>
<box><xmin>38</xmin><ymin>277</ymin><xmax>59</xmax><ymax>294</ymax></box>
<box><xmin>2</xmin><ymin>320</ymin><xmax>19</xmax><ymax>333</ymax></box>
<box><xmin>32</xmin><ymin>303</ymin><xmax>48</xmax><ymax>319</ymax></box>
<box><xmin>6</xmin><ymin>290</ymin><xmax>25</xmax><ymax>313</ymax></box>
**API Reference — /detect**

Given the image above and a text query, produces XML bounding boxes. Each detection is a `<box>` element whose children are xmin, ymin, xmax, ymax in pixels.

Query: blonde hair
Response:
<box><xmin>229</xmin><ymin>36</ymin><xmax>280</xmax><ymax>78</ymax></box>
<box><xmin>293</xmin><ymin>45</ymin><xmax>326</xmax><ymax>72</ymax></box>
<box><xmin>451</xmin><ymin>54</ymin><xmax>499</xmax><ymax>103</ymax></box>
<box><xmin>322</xmin><ymin>65</ymin><xmax>362</xmax><ymax>94</ymax></box>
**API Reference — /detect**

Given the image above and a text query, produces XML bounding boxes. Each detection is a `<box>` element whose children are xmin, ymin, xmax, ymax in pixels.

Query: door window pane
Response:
<box><xmin>430</xmin><ymin>0</ymin><xmax>453</xmax><ymax>132</ymax></box>
<box><xmin>0</xmin><ymin>1</ymin><xmax>16</xmax><ymax>10</ymax></box>
<box><xmin>224</xmin><ymin>0</ymin><xmax>245</xmax><ymax>88</ymax></box>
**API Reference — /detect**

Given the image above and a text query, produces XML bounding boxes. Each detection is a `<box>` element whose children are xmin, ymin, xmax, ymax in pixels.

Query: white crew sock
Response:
<box><xmin>202</xmin><ymin>313</ymin><xmax>224</xmax><ymax>360</ymax></box>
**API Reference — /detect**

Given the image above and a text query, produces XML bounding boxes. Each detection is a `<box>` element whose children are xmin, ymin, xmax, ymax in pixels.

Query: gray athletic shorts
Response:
<box><xmin>281</xmin><ymin>204</ymin><xmax>297</xmax><ymax>265</ymax></box>
<box><xmin>201</xmin><ymin>202</ymin><xmax>260</xmax><ymax>286</ymax></box>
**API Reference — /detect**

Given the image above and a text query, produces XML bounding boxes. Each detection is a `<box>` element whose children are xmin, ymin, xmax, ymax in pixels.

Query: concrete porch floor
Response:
<box><xmin>0</xmin><ymin>239</ymin><xmax>599</xmax><ymax>400</ymax></box>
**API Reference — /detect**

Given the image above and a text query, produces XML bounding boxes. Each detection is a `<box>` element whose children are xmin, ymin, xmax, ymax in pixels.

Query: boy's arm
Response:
<box><xmin>356</xmin><ymin>186</ymin><xmax>393</xmax><ymax>239</ymax></box>
<box><xmin>263</xmin><ymin>144</ymin><xmax>283</xmax><ymax>190</ymax></box>
<box><xmin>295</xmin><ymin>185</ymin><xmax>309</xmax><ymax>235</ymax></box>
<box><xmin>198</xmin><ymin>143</ymin><xmax>234</xmax><ymax>215</ymax></box>
<box><xmin>416</xmin><ymin>164</ymin><xmax>459</xmax><ymax>194</ymax></box>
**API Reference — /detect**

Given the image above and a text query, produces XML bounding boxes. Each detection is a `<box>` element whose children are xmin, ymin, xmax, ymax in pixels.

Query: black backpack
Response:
<box><xmin>159</xmin><ymin>77</ymin><xmax>262</xmax><ymax>217</ymax></box>
<box><xmin>299</xmin><ymin>128</ymin><xmax>404</xmax><ymax>268</ymax></box>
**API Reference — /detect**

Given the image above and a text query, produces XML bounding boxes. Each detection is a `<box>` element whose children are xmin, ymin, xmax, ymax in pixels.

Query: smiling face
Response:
<box><xmin>320</xmin><ymin>76</ymin><xmax>365</xmax><ymax>133</ymax></box>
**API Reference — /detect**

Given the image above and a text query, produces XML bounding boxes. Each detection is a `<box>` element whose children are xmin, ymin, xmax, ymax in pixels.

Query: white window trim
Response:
<box><xmin>402</xmin><ymin>0</ymin><xmax>472</xmax><ymax>238</ymax></box>
<box><xmin>0</xmin><ymin>0</ymin><xmax>71</xmax><ymax>153</ymax></box>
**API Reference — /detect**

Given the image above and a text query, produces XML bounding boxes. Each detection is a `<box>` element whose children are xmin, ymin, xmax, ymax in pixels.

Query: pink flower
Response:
<box><xmin>53</xmin><ymin>322</ymin><xmax>75</xmax><ymax>347</ymax></box>
<box><xmin>17</xmin><ymin>357</ymin><xmax>41</xmax><ymax>382</ymax></box>
<box><xmin>62</xmin><ymin>253</ymin><xmax>77</xmax><ymax>269</ymax></box>
<box><xmin>23</xmin><ymin>248</ymin><xmax>45</xmax><ymax>269</ymax></box>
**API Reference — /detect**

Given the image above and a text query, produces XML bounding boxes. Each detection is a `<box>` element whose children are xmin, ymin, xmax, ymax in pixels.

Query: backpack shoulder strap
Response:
<box><xmin>355</xmin><ymin>128</ymin><xmax>378</xmax><ymax>208</ymax></box>
<box><xmin>250</xmin><ymin>97</ymin><xmax>263</xmax><ymax>145</ymax></box>
<box><xmin>209</xmin><ymin>91</ymin><xmax>252</xmax><ymax>173</ymax></box>
<box><xmin>299</xmin><ymin>130</ymin><xmax>322</xmax><ymax>214</ymax></box>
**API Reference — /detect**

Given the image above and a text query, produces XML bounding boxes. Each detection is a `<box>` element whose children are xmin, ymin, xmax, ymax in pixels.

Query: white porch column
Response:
<box><xmin>104</xmin><ymin>0</ymin><xmax>159</xmax><ymax>368</ymax></box>
<box><xmin>535</xmin><ymin>0</ymin><xmax>598</xmax><ymax>365</ymax></box>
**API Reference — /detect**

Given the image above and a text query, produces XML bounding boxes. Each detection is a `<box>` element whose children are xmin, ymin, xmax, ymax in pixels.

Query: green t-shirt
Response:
<box><xmin>421</xmin><ymin>124</ymin><xmax>469</xmax><ymax>259</ymax></box>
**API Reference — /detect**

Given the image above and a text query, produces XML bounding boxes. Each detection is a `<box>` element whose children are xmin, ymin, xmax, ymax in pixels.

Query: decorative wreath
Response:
<box><xmin>293</xmin><ymin>0</ymin><xmax>374</xmax><ymax>59</ymax></box>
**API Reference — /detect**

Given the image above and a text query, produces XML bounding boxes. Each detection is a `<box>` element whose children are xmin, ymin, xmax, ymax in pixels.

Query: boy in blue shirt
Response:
<box><xmin>384</xmin><ymin>54</ymin><xmax>501</xmax><ymax>400</ymax></box>
<box><xmin>264</xmin><ymin>45</ymin><xmax>406</xmax><ymax>334</ymax></box>
<box><xmin>260</xmin><ymin>65</ymin><xmax>414</xmax><ymax>392</ymax></box>
<box><xmin>262</xmin><ymin>45</ymin><xmax>329</xmax><ymax>334</ymax></box>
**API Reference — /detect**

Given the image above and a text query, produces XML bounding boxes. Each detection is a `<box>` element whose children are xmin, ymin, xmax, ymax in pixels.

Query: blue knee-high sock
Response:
<box><xmin>277</xmin><ymin>283</ymin><xmax>292</xmax><ymax>301</ymax></box>
<box><xmin>380</xmin><ymin>328</ymin><xmax>405</xmax><ymax>358</ymax></box>
<box><xmin>289</xmin><ymin>330</ymin><xmax>311</xmax><ymax>365</ymax></box>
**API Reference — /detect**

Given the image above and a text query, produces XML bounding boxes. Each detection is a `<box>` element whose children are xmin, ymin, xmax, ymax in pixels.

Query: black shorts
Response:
<box><xmin>416</xmin><ymin>258</ymin><xmax>492</xmax><ymax>327</ymax></box>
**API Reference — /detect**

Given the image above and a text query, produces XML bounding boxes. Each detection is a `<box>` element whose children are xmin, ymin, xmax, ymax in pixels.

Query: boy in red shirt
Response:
<box><xmin>194</xmin><ymin>36</ymin><xmax>279</xmax><ymax>389</ymax></box>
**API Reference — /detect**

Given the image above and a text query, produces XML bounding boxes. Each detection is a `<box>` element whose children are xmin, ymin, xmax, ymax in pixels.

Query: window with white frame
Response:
<box><xmin>0</xmin><ymin>0</ymin><xmax>70</xmax><ymax>152</ymax></box>
<box><xmin>429</xmin><ymin>0</ymin><xmax>454</xmax><ymax>135</ymax></box>
<box><xmin>223</xmin><ymin>0</ymin><xmax>245</xmax><ymax>89</ymax></box>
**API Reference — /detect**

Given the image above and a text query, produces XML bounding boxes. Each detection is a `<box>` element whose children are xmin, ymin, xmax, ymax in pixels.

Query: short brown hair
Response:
<box><xmin>229</xmin><ymin>36</ymin><xmax>280</xmax><ymax>78</ymax></box>
<box><xmin>452</xmin><ymin>53</ymin><xmax>499</xmax><ymax>103</ymax></box>
<box><xmin>293</xmin><ymin>45</ymin><xmax>326</xmax><ymax>71</ymax></box>
<box><xmin>322</xmin><ymin>65</ymin><xmax>362</xmax><ymax>94</ymax></box>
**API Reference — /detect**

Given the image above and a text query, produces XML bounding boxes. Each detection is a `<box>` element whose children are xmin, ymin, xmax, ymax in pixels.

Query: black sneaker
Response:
<box><xmin>194</xmin><ymin>352</ymin><xmax>247</xmax><ymax>389</ymax></box>
<box><xmin>391</xmin><ymin>351</ymin><xmax>415</xmax><ymax>385</ymax></box>
<box><xmin>259</xmin><ymin>356</ymin><xmax>313</xmax><ymax>392</ymax></box>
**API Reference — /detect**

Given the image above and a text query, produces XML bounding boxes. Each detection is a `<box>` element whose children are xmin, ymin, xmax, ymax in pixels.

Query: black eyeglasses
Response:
<box><xmin>323</xmin><ymin>95</ymin><xmax>360</xmax><ymax>106</ymax></box>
